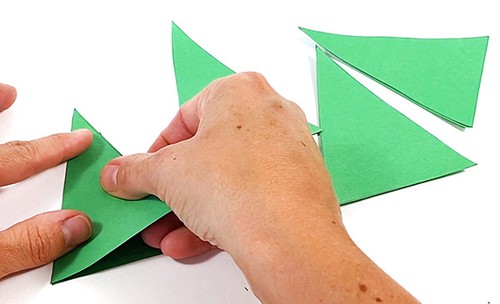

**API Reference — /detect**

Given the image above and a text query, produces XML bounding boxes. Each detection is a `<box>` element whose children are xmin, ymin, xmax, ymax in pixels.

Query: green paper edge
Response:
<box><xmin>316</xmin><ymin>47</ymin><xmax>476</xmax><ymax>205</ymax></box>
<box><xmin>172</xmin><ymin>22</ymin><xmax>321</xmax><ymax>135</ymax></box>
<box><xmin>57</xmin><ymin>235</ymin><xmax>161</xmax><ymax>283</ymax></box>
<box><xmin>302</xmin><ymin>27</ymin><xmax>489</xmax><ymax>128</ymax></box>
<box><xmin>51</xmin><ymin>110</ymin><xmax>170</xmax><ymax>283</ymax></box>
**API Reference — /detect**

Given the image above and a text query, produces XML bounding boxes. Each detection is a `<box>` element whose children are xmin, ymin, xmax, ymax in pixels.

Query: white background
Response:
<box><xmin>0</xmin><ymin>0</ymin><xmax>498</xmax><ymax>303</ymax></box>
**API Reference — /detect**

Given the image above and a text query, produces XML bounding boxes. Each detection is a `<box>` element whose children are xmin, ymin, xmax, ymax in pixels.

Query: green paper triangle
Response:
<box><xmin>172</xmin><ymin>22</ymin><xmax>234</xmax><ymax>106</ymax></box>
<box><xmin>172</xmin><ymin>22</ymin><xmax>322</xmax><ymax>135</ymax></box>
<box><xmin>51</xmin><ymin>110</ymin><xmax>170</xmax><ymax>283</ymax></box>
<box><xmin>316</xmin><ymin>48</ymin><xmax>476</xmax><ymax>205</ymax></box>
<box><xmin>302</xmin><ymin>27</ymin><xmax>488</xmax><ymax>128</ymax></box>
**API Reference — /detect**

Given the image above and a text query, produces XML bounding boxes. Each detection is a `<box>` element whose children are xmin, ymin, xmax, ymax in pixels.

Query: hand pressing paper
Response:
<box><xmin>53</xmin><ymin>23</ymin><xmax>324</xmax><ymax>283</ymax></box>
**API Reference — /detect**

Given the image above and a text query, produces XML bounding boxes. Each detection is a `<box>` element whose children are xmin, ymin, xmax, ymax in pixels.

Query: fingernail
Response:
<box><xmin>62</xmin><ymin>215</ymin><xmax>93</xmax><ymax>247</ymax></box>
<box><xmin>72</xmin><ymin>128</ymin><xmax>92</xmax><ymax>137</ymax></box>
<box><xmin>72</xmin><ymin>128</ymin><xmax>90</xmax><ymax>133</ymax></box>
<box><xmin>1</xmin><ymin>83</ymin><xmax>16</xmax><ymax>92</ymax></box>
<box><xmin>101</xmin><ymin>165</ymin><xmax>119</xmax><ymax>192</ymax></box>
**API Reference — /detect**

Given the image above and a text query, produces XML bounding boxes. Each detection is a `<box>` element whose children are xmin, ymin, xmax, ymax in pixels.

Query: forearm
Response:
<box><xmin>227</xmin><ymin>199</ymin><xmax>418</xmax><ymax>303</ymax></box>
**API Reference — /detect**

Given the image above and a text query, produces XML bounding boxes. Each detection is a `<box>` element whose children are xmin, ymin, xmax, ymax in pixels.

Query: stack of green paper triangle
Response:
<box><xmin>302</xmin><ymin>27</ymin><xmax>488</xmax><ymax>128</ymax></box>
<box><xmin>315</xmin><ymin>47</ymin><xmax>476</xmax><ymax>204</ymax></box>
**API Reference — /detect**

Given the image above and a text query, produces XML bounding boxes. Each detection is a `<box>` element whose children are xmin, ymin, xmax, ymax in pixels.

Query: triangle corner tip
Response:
<box><xmin>171</xmin><ymin>21</ymin><xmax>180</xmax><ymax>30</ymax></box>
<box><xmin>171</xmin><ymin>22</ymin><xmax>181</xmax><ymax>33</ymax></box>
<box><xmin>72</xmin><ymin>108</ymin><xmax>82</xmax><ymax>120</ymax></box>
<box><xmin>300</xmin><ymin>27</ymin><xmax>315</xmax><ymax>37</ymax></box>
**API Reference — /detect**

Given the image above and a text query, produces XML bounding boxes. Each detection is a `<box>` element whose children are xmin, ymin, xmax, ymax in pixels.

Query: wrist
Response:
<box><xmin>222</xmin><ymin>195</ymin><xmax>347</xmax><ymax>301</ymax></box>
<box><xmin>221</xmin><ymin>195</ymin><xmax>418</xmax><ymax>303</ymax></box>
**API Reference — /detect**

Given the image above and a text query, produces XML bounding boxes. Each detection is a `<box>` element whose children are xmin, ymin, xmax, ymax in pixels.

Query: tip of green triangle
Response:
<box><xmin>308</xmin><ymin>122</ymin><xmax>322</xmax><ymax>135</ymax></box>
<box><xmin>72</xmin><ymin>108</ymin><xmax>96</xmax><ymax>132</ymax></box>
<box><xmin>303</xmin><ymin>27</ymin><xmax>488</xmax><ymax>128</ymax></box>
<box><xmin>316</xmin><ymin>47</ymin><xmax>475</xmax><ymax>204</ymax></box>
<box><xmin>172</xmin><ymin>22</ymin><xmax>234</xmax><ymax>105</ymax></box>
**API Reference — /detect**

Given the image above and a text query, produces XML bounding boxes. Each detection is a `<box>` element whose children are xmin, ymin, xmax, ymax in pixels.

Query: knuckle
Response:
<box><xmin>116</xmin><ymin>154</ymin><xmax>147</xmax><ymax>188</ymax></box>
<box><xmin>116</xmin><ymin>164</ymin><xmax>131</xmax><ymax>188</ymax></box>
<box><xmin>201</xmin><ymin>72</ymin><xmax>277</xmax><ymax>111</ymax></box>
<box><xmin>24</xmin><ymin>225</ymin><xmax>52</xmax><ymax>265</ymax></box>
<box><xmin>233</xmin><ymin>72</ymin><xmax>270</xmax><ymax>92</ymax></box>
<box><xmin>236</xmin><ymin>71</ymin><xmax>266</xmax><ymax>83</ymax></box>
<box><xmin>4</xmin><ymin>140</ymin><xmax>40</xmax><ymax>164</ymax></box>
<box><xmin>287</xmin><ymin>100</ymin><xmax>308</xmax><ymax>122</ymax></box>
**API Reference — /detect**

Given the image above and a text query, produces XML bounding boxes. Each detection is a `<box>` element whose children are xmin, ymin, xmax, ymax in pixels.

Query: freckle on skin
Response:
<box><xmin>375</xmin><ymin>297</ymin><xmax>383</xmax><ymax>302</ymax></box>
<box><xmin>359</xmin><ymin>283</ymin><xmax>367</xmax><ymax>292</ymax></box>
<box><xmin>173</xmin><ymin>157</ymin><xmax>176</xmax><ymax>160</ymax></box>
<box><xmin>236</xmin><ymin>125</ymin><xmax>242</xmax><ymax>130</ymax></box>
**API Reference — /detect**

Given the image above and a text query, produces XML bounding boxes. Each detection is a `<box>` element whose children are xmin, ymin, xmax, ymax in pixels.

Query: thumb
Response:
<box><xmin>0</xmin><ymin>210</ymin><xmax>92</xmax><ymax>279</ymax></box>
<box><xmin>100</xmin><ymin>153</ymin><xmax>166</xmax><ymax>200</ymax></box>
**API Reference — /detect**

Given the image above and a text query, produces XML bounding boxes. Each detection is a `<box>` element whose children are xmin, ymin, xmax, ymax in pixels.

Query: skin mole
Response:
<box><xmin>237</xmin><ymin>125</ymin><xmax>242</xmax><ymax>130</ymax></box>
<box><xmin>375</xmin><ymin>297</ymin><xmax>383</xmax><ymax>302</ymax></box>
<box><xmin>359</xmin><ymin>283</ymin><xmax>368</xmax><ymax>292</ymax></box>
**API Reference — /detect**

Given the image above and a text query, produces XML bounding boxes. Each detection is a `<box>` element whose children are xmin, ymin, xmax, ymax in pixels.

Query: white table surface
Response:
<box><xmin>1</xmin><ymin>1</ymin><xmax>499</xmax><ymax>303</ymax></box>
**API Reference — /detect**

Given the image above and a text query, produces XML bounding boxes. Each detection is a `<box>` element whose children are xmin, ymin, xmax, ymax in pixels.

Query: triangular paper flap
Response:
<box><xmin>51</xmin><ymin>110</ymin><xmax>170</xmax><ymax>283</ymax></box>
<box><xmin>302</xmin><ymin>27</ymin><xmax>488</xmax><ymax>128</ymax></box>
<box><xmin>173</xmin><ymin>22</ymin><xmax>322</xmax><ymax>134</ymax></box>
<box><xmin>316</xmin><ymin>48</ymin><xmax>476</xmax><ymax>204</ymax></box>
<box><xmin>172</xmin><ymin>22</ymin><xmax>234</xmax><ymax>106</ymax></box>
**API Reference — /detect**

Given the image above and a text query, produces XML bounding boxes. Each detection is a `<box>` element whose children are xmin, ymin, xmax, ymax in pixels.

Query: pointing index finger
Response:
<box><xmin>0</xmin><ymin>129</ymin><xmax>93</xmax><ymax>187</ymax></box>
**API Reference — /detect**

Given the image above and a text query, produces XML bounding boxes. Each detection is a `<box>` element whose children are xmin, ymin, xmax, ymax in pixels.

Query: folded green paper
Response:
<box><xmin>316</xmin><ymin>47</ymin><xmax>476</xmax><ymax>204</ymax></box>
<box><xmin>302</xmin><ymin>27</ymin><xmax>488</xmax><ymax>128</ymax></box>
<box><xmin>51</xmin><ymin>110</ymin><xmax>170</xmax><ymax>283</ymax></box>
